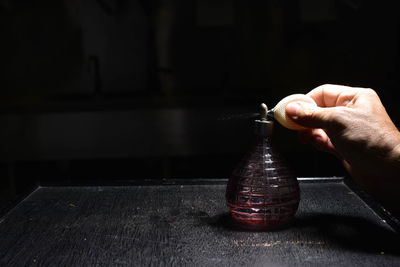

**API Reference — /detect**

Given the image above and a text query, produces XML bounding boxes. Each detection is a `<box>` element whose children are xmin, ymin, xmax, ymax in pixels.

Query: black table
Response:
<box><xmin>1</xmin><ymin>178</ymin><xmax>400</xmax><ymax>266</ymax></box>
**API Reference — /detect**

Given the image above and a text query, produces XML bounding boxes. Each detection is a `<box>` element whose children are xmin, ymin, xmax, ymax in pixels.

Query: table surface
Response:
<box><xmin>1</xmin><ymin>178</ymin><xmax>400</xmax><ymax>266</ymax></box>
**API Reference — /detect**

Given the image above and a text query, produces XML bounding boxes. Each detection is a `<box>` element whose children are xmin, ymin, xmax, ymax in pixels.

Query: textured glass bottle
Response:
<box><xmin>226</xmin><ymin>114</ymin><xmax>300</xmax><ymax>230</ymax></box>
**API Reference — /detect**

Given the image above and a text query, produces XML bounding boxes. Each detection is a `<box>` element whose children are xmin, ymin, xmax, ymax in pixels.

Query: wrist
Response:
<box><xmin>386</xmin><ymin>130</ymin><xmax>400</xmax><ymax>177</ymax></box>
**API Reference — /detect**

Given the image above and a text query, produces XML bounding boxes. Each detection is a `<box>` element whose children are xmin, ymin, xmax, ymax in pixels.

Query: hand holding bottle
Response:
<box><xmin>285</xmin><ymin>84</ymin><xmax>400</xmax><ymax>205</ymax></box>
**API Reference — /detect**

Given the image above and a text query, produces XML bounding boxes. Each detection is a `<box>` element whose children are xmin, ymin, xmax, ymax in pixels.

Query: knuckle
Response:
<box><xmin>317</xmin><ymin>84</ymin><xmax>334</xmax><ymax>90</ymax></box>
<box><xmin>363</xmin><ymin>88</ymin><xmax>378</xmax><ymax>97</ymax></box>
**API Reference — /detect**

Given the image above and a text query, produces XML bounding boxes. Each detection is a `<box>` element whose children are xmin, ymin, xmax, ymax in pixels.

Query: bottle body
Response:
<box><xmin>226</xmin><ymin>137</ymin><xmax>300</xmax><ymax>230</ymax></box>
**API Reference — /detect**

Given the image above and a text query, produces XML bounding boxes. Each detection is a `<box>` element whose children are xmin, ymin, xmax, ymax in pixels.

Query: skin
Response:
<box><xmin>285</xmin><ymin>84</ymin><xmax>400</xmax><ymax>209</ymax></box>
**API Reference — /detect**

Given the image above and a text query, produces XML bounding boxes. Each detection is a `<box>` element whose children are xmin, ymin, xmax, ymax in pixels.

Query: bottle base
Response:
<box><xmin>231</xmin><ymin>216</ymin><xmax>294</xmax><ymax>231</ymax></box>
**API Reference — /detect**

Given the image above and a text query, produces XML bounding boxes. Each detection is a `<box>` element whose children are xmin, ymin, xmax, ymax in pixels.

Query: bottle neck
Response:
<box><xmin>254</xmin><ymin>120</ymin><xmax>274</xmax><ymax>137</ymax></box>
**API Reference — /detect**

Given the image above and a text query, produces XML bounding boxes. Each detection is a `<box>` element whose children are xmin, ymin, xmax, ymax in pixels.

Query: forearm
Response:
<box><xmin>347</xmin><ymin>130</ymin><xmax>400</xmax><ymax>211</ymax></box>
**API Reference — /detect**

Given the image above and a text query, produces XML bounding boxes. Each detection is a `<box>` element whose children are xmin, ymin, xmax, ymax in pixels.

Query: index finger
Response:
<box><xmin>307</xmin><ymin>84</ymin><xmax>364</xmax><ymax>107</ymax></box>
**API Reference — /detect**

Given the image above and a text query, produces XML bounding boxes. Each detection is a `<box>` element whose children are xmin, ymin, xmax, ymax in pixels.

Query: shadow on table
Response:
<box><xmin>204</xmin><ymin>212</ymin><xmax>400</xmax><ymax>255</ymax></box>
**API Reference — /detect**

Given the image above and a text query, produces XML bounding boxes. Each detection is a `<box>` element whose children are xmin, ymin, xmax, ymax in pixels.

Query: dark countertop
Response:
<box><xmin>1</xmin><ymin>178</ymin><xmax>399</xmax><ymax>266</ymax></box>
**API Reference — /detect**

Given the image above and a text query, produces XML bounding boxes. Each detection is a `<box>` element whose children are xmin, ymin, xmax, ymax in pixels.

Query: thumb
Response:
<box><xmin>285</xmin><ymin>101</ymin><xmax>335</xmax><ymax>129</ymax></box>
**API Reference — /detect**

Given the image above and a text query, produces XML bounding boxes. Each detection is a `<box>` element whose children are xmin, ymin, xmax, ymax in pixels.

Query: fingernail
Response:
<box><xmin>286</xmin><ymin>102</ymin><xmax>301</xmax><ymax>119</ymax></box>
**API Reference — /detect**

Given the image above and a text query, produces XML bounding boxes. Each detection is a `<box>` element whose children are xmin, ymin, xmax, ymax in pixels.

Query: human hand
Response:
<box><xmin>285</xmin><ymin>84</ymin><xmax>400</xmax><ymax>201</ymax></box>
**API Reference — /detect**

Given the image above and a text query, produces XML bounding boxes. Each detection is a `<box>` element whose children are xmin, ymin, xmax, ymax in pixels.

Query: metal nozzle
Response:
<box><xmin>259</xmin><ymin>103</ymin><xmax>275</xmax><ymax>120</ymax></box>
<box><xmin>267</xmin><ymin>108</ymin><xmax>275</xmax><ymax>119</ymax></box>
<box><xmin>255</xmin><ymin>103</ymin><xmax>274</xmax><ymax>136</ymax></box>
<box><xmin>260</xmin><ymin>103</ymin><xmax>268</xmax><ymax>121</ymax></box>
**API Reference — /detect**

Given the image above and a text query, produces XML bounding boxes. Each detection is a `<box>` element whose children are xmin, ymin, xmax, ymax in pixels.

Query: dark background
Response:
<box><xmin>1</xmin><ymin>0</ymin><xmax>400</xmax><ymax>209</ymax></box>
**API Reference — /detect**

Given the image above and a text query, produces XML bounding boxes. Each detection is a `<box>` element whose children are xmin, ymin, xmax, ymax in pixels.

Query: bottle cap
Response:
<box><xmin>254</xmin><ymin>103</ymin><xmax>274</xmax><ymax>136</ymax></box>
<box><xmin>254</xmin><ymin>120</ymin><xmax>274</xmax><ymax>136</ymax></box>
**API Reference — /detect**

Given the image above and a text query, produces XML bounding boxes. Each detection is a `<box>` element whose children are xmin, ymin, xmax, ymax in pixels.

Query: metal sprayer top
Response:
<box><xmin>254</xmin><ymin>103</ymin><xmax>274</xmax><ymax>136</ymax></box>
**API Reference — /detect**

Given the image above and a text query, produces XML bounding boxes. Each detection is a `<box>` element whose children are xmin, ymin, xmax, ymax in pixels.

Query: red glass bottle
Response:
<box><xmin>226</xmin><ymin>108</ymin><xmax>300</xmax><ymax>230</ymax></box>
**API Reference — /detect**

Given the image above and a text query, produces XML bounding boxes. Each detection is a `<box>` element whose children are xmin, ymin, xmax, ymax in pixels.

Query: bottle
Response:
<box><xmin>226</xmin><ymin>104</ymin><xmax>300</xmax><ymax>230</ymax></box>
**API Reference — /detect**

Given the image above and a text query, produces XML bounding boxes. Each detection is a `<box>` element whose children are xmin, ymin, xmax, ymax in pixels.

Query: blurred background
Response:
<box><xmin>1</xmin><ymin>0</ymin><xmax>400</xmax><ymax>209</ymax></box>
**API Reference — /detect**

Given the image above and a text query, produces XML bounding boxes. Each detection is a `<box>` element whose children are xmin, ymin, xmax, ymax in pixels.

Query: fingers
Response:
<box><xmin>285</xmin><ymin>101</ymin><xmax>339</xmax><ymax>129</ymax></box>
<box><xmin>307</xmin><ymin>84</ymin><xmax>364</xmax><ymax>107</ymax></box>
<box><xmin>299</xmin><ymin>129</ymin><xmax>339</xmax><ymax>157</ymax></box>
